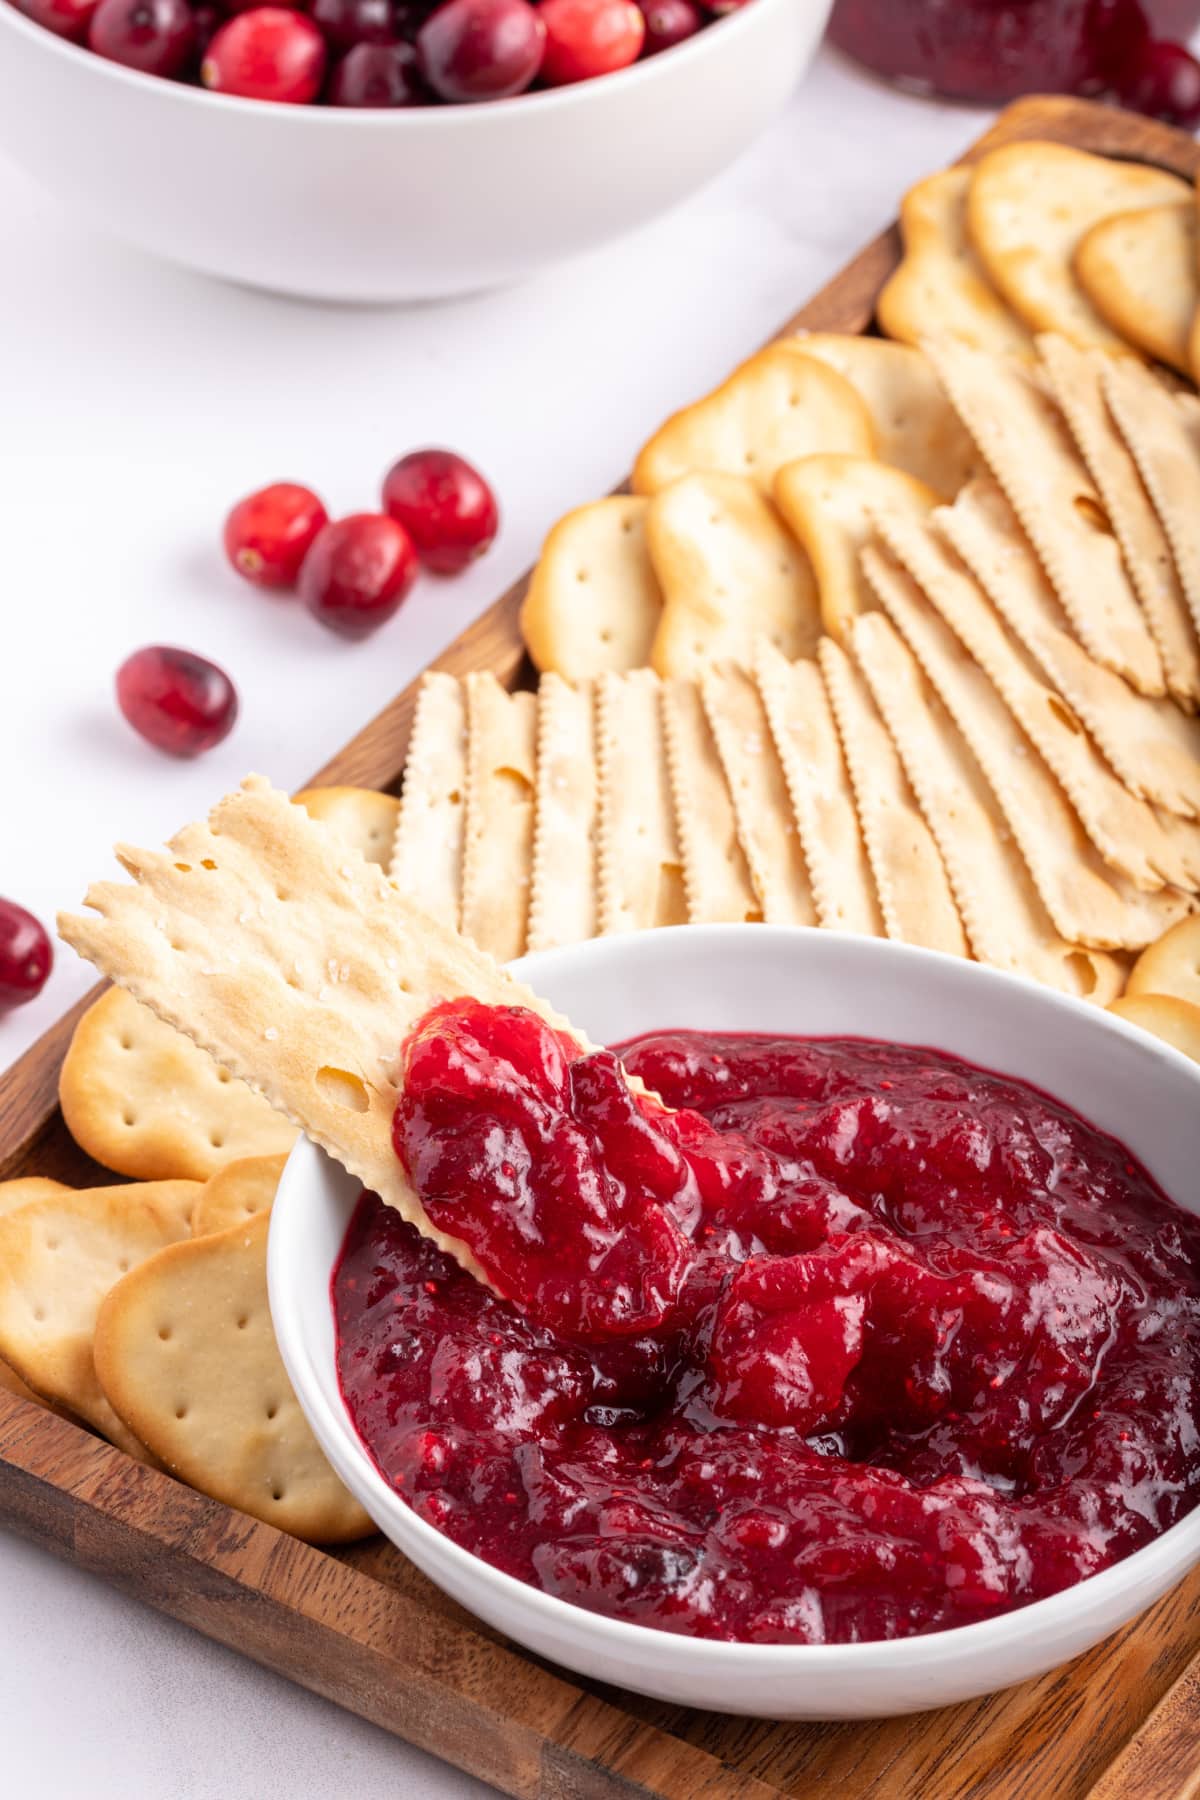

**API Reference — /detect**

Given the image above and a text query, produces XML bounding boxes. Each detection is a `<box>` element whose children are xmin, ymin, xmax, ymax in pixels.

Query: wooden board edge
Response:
<box><xmin>0</xmin><ymin>1393</ymin><xmax>780</xmax><ymax>1800</ymax></box>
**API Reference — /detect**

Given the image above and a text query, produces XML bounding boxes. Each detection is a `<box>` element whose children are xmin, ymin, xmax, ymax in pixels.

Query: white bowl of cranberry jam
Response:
<box><xmin>269</xmin><ymin>925</ymin><xmax>1200</xmax><ymax>1717</ymax></box>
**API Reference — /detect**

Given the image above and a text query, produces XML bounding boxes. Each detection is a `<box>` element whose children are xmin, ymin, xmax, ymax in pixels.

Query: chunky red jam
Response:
<box><xmin>333</xmin><ymin>1002</ymin><xmax>1200</xmax><ymax>1644</ymax></box>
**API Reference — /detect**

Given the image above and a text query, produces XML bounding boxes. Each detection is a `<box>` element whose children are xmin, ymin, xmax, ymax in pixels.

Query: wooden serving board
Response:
<box><xmin>5</xmin><ymin>93</ymin><xmax>1200</xmax><ymax>1800</ymax></box>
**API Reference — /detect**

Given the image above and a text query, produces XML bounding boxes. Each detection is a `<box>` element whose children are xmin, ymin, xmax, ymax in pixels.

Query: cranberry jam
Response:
<box><xmin>333</xmin><ymin>1001</ymin><xmax>1200</xmax><ymax>1644</ymax></box>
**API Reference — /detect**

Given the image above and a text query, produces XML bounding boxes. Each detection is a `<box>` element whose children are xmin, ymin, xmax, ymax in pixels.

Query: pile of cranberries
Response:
<box><xmin>12</xmin><ymin>0</ymin><xmax>744</xmax><ymax>105</ymax></box>
<box><xmin>115</xmin><ymin>447</ymin><xmax>496</xmax><ymax>761</ymax></box>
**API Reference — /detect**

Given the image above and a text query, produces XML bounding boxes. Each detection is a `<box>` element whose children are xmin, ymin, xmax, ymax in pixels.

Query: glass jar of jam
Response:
<box><xmin>827</xmin><ymin>0</ymin><xmax>1200</xmax><ymax>106</ymax></box>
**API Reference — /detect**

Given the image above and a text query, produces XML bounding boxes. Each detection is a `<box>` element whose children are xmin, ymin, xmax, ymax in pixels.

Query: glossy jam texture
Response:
<box><xmin>335</xmin><ymin>1007</ymin><xmax>1200</xmax><ymax>1644</ymax></box>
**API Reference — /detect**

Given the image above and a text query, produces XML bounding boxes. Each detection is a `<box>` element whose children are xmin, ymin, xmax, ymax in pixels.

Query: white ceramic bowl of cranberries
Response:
<box><xmin>0</xmin><ymin>0</ymin><xmax>827</xmax><ymax>301</ymax></box>
<box><xmin>269</xmin><ymin>924</ymin><xmax>1200</xmax><ymax>1718</ymax></box>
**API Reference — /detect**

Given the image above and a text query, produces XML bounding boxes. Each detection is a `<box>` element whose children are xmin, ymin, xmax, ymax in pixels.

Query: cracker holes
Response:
<box><xmin>621</xmin><ymin>518</ymin><xmax>635</xmax><ymax>536</ymax></box>
<box><xmin>216</xmin><ymin>1069</ymin><xmax>232</xmax><ymax>1085</ymax></box>
<box><xmin>575</xmin><ymin>568</ymin><xmax>590</xmax><ymax>584</ymax></box>
<box><xmin>158</xmin><ymin>1326</ymin><xmax>172</xmax><ymax>1342</ymax></box>
<box><xmin>788</xmin><ymin>393</ymin><xmax>800</xmax><ymax>409</ymax></box>
<box><xmin>265</xmin><ymin>1403</ymin><xmax>279</xmax><ymax>1421</ymax></box>
<box><xmin>32</xmin><ymin>1306</ymin><xmax>45</xmax><ymax>1323</ymax></box>
<box><xmin>117</xmin><ymin>1259</ymin><xmax>130</xmax><ymax>1274</ymax></box>
<box><xmin>236</xmin><ymin>1314</ymin><xmax>249</xmax><ymax>1331</ymax></box>
<box><xmin>1047</xmin><ymin>696</ymin><xmax>1083</xmax><ymax>735</ymax></box>
<box><xmin>275</xmin><ymin>887</ymin><xmax>291</xmax><ymax>903</ymax></box>
<box><xmin>743</xmin><ymin>451</ymin><xmax>758</xmax><ymax>468</ymax></box>
<box><xmin>1072</xmin><ymin>495</ymin><xmax>1113</xmax><ymax>537</ymax></box>
<box><xmin>777</xmin><ymin>561</ymin><xmax>792</xmax><ymax>577</ymax></box>
<box><xmin>271</xmin><ymin>1485</ymin><xmax>284</xmax><ymax>1502</ymax></box>
<box><xmin>122</xmin><ymin>1110</ymin><xmax>137</xmax><ymax>1128</ymax></box>
<box><xmin>200</xmin><ymin>859</ymin><xmax>218</xmax><ymax>871</ymax></box>
<box><xmin>119</xmin><ymin>1037</ymin><xmax>134</xmax><ymax>1051</ymax></box>
<box><xmin>599</xmin><ymin>629</ymin><xmax>614</xmax><ymax>645</ymax></box>
<box><xmin>45</xmin><ymin>1238</ymin><xmax>59</xmax><ymax>1252</ymax></box>
<box><xmin>316</xmin><ymin>1066</ymin><xmax>370</xmax><ymax>1113</ymax></box>
<box><xmin>174</xmin><ymin>862</ymin><xmax>193</xmax><ymax>874</ymax></box>
<box><xmin>209</xmin><ymin>1132</ymin><xmax>226</xmax><ymax>1150</ymax></box>
<box><xmin>175</xmin><ymin>1404</ymin><xmax>188</xmax><ymax>1420</ymax></box>
<box><xmin>448</xmin><ymin>789</ymin><xmax>462</xmax><ymax>807</ymax></box>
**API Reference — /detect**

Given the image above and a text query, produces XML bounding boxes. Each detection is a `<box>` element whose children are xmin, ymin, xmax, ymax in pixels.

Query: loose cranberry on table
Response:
<box><xmin>16</xmin><ymin>0</ymin><xmax>100</xmax><ymax>40</ymax></box>
<box><xmin>539</xmin><ymin>0</ymin><xmax>644</xmax><ymax>84</ymax></box>
<box><xmin>637</xmin><ymin>0</ymin><xmax>702</xmax><ymax>56</ymax></box>
<box><xmin>0</xmin><ymin>900</ymin><xmax>52</xmax><ymax>1011</ymax></box>
<box><xmin>298</xmin><ymin>513</ymin><xmax>419</xmax><ymax>638</ymax></box>
<box><xmin>115</xmin><ymin>646</ymin><xmax>239</xmax><ymax>757</ymax></box>
<box><xmin>223</xmin><ymin>482</ymin><xmax>329</xmax><ymax>590</ymax></box>
<box><xmin>416</xmin><ymin>0</ymin><xmax>546</xmax><ymax>102</ymax></box>
<box><xmin>201</xmin><ymin>6</ymin><xmax>326</xmax><ymax>103</ymax></box>
<box><xmin>329</xmin><ymin>40</ymin><xmax>424</xmax><ymax>103</ymax></box>
<box><xmin>381</xmin><ymin>450</ymin><xmax>499</xmax><ymax>574</ymax></box>
<box><xmin>1118</xmin><ymin>36</ymin><xmax>1200</xmax><ymax>127</ymax></box>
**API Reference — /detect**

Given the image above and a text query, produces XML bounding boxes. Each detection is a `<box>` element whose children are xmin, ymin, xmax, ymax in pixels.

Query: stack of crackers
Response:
<box><xmin>0</xmin><ymin>786</ymin><xmax>406</xmax><ymax>1544</ymax></box>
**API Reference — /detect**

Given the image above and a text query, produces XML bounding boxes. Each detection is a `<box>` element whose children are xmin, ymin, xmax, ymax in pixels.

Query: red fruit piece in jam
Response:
<box><xmin>115</xmin><ymin>645</ymin><xmax>239</xmax><ymax>757</ymax></box>
<box><xmin>416</xmin><ymin>0</ymin><xmax>546</xmax><ymax>102</ymax></box>
<box><xmin>223</xmin><ymin>482</ymin><xmax>329</xmax><ymax>590</ymax></box>
<box><xmin>636</xmin><ymin>0</ymin><xmax>702</xmax><ymax>55</ymax></box>
<box><xmin>710</xmin><ymin>1251</ymin><xmax>868</xmax><ymax>1432</ymax></box>
<box><xmin>88</xmin><ymin>0</ymin><xmax>194</xmax><ymax>72</ymax></box>
<box><xmin>0</xmin><ymin>899</ymin><xmax>53</xmax><ymax>1009</ymax></box>
<box><xmin>538</xmin><ymin>0</ymin><xmax>645</xmax><ymax>84</ymax></box>
<box><xmin>16</xmin><ymin>0</ymin><xmax>100</xmax><ymax>39</ymax></box>
<box><xmin>299</xmin><ymin>513</ymin><xmax>419</xmax><ymax>638</ymax></box>
<box><xmin>381</xmin><ymin>449</ymin><xmax>499</xmax><ymax>575</ymax></box>
<box><xmin>201</xmin><ymin>7</ymin><xmax>327</xmax><ymax>102</ymax></box>
<box><xmin>393</xmin><ymin>999</ymin><xmax>696</xmax><ymax>1339</ymax></box>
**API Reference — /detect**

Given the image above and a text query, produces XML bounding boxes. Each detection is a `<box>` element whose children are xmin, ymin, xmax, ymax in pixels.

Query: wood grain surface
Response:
<box><xmin>3</xmin><ymin>93</ymin><xmax>1200</xmax><ymax>1799</ymax></box>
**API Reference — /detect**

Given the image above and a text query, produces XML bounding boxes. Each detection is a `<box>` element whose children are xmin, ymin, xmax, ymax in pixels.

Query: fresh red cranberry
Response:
<box><xmin>223</xmin><ymin>482</ymin><xmax>328</xmax><ymax>590</ymax></box>
<box><xmin>16</xmin><ymin>0</ymin><xmax>99</xmax><ymax>39</ymax></box>
<box><xmin>88</xmin><ymin>0</ymin><xmax>194</xmax><ymax>73</ymax></box>
<box><xmin>1083</xmin><ymin>0</ymin><xmax>1149</xmax><ymax>84</ymax></box>
<box><xmin>381</xmin><ymin>449</ymin><xmax>498</xmax><ymax>574</ymax></box>
<box><xmin>311</xmin><ymin>0</ymin><xmax>395</xmax><ymax>49</ymax></box>
<box><xmin>201</xmin><ymin>7</ymin><xmax>326</xmax><ymax>101</ymax></box>
<box><xmin>191</xmin><ymin>1</ymin><xmax>221</xmax><ymax>57</ymax></box>
<box><xmin>116</xmin><ymin>646</ymin><xmax>239</xmax><ymax>757</ymax></box>
<box><xmin>299</xmin><ymin>514</ymin><xmax>418</xmax><ymax>638</ymax></box>
<box><xmin>637</xmin><ymin>0</ymin><xmax>701</xmax><ymax>54</ymax></box>
<box><xmin>539</xmin><ymin>0</ymin><xmax>643</xmax><ymax>83</ymax></box>
<box><xmin>416</xmin><ymin>0</ymin><xmax>545</xmax><ymax>101</ymax></box>
<box><xmin>329</xmin><ymin>40</ymin><xmax>423</xmax><ymax>100</ymax></box>
<box><xmin>1119</xmin><ymin>37</ymin><xmax>1200</xmax><ymax>125</ymax></box>
<box><xmin>393</xmin><ymin>0</ymin><xmax>431</xmax><ymax>37</ymax></box>
<box><xmin>0</xmin><ymin>900</ymin><xmax>52</xmax><ymax>1010</ymax></box>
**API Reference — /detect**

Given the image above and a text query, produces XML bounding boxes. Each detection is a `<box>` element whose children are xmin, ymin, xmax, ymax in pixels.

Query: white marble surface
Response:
<box><xmin>0</xmin><ymin>44</ymin><xmax>988</xmax><ymax>1797</ymax></box>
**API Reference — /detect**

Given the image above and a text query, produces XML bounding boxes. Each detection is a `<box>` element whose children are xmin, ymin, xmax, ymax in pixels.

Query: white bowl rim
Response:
<box><xmin>269</xmin><ymin>923</ymin><xmax>1200</xmax><ymax>1671</ymax></box>
<box><xmin>0</xmin><ymin>0</ymin><xmax>790</xmax><ymax>124</ymax></box>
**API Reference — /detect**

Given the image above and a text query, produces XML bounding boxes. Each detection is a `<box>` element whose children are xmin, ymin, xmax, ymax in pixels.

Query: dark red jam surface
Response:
<box><xmin>333</xmin><ymin>1002</ymin><xmax>1200</xmax><ymax>1644</ymax></box>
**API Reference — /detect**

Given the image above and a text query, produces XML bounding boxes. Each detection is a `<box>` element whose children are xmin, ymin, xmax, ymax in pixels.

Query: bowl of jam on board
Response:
<box><xmin>268</xmin><ymin>923</ymin><xmax>1200</xmax><ymax>1718</ymax></box>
